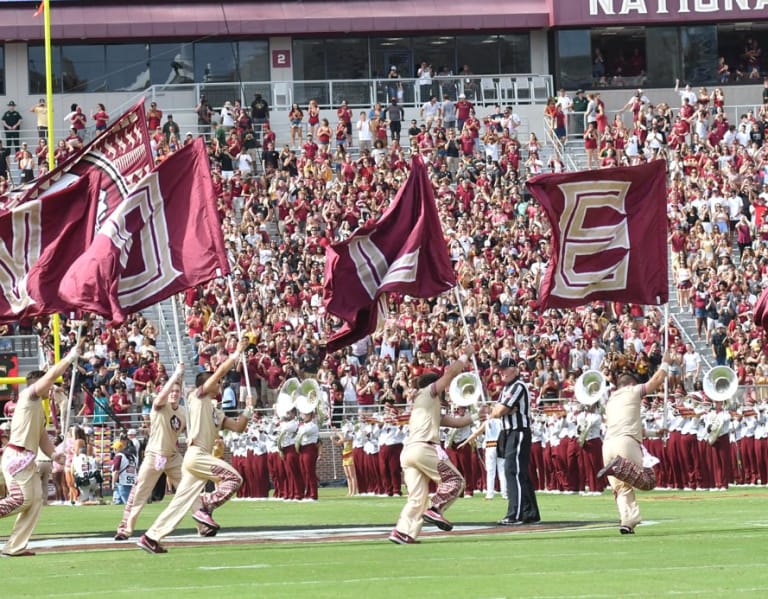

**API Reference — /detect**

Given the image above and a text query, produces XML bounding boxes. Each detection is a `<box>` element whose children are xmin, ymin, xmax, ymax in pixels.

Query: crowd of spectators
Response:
<box><xmin>2</xmin><ymin>73</ymin><xmax>768</xmax><ymax>497</ymax></box>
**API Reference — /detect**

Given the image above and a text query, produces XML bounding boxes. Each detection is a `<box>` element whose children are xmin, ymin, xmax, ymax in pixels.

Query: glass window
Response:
<box><xmin>29</xmin><ymin>45</ymin><xmax>59</xmax><ymax>94</ymax></box>
<box><xmin>238</xmin><ymin>41</ymin><xmax>269</xmax><ymax>82</ymax></box>
<box><xmin>457</xmin><ymin>35</ymin><xmax>498</xmax><ymax>76</ymax></box>
<box><xmin>371</xmin><ymin>37</ymin><xmax>412</xmax><ymax>80</ymax></box>
<box><xmin>681</xmin><ymin>26</ymin><xmax>718</xmax><ymax>86</ymax></box>
<box><xmin>293</xmin><ymin>39</ymin><xmax>325</xmax><ymax>81</ymax></box>
<box><xmin>194</xmin><ymin>42</ymin><xmax>239</xmax><ymax>83</ymax></box>
<box><xmin>325</xmin><ymin>38</ymin><xmax>369</xmax><ymax>79</ymax></box>
<box><xmin>589</xmin><ymin>27</ymin><xmax>646</xmax><ymax>88</ymax></box>
<box><xmin>716</xmin><ymin>23</ymin><xmax>768</xmax><ymax>84</ymax></box>
<box><xmin>556</xmin><ymin>30</ymin><xmax>592</xmax><ymax>91</ymax></box>
<box><xmin>149</xmin><ymin>43</ymin><xmax>193</xmax><ymax>85</ymax></box>
<box><xmin>106</xmin><ymin>44</ymin><xmax>149</xmax><ymax>92</ymax></box>
<box><xmin>412</xmin><ymin>36</ymin><xmax>453</xmax><ymax>79</ymax></box>
<box><xmin>645</xmin><ymin>28</ymin><xmax>680</xmax><ymax>88</ymax></box>
<box><xmin>293</xmin><ymin>40</ymin><xmax>327</xmax><ymax>106</ymax></box>
<box><xmin>499</xmin><ymin>34</ymin><xmax>531</xmax><ymax>74</ymax></box>
<box><xmin>61</xmin><ymin>45</ymin><xmax>106</xmax><ymax>92</ymax></box>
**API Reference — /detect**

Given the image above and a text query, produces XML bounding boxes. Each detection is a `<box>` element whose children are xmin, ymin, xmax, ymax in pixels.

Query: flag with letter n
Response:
<box><xmin>323</xmin><ymin>155</ymin><xmax>456</xmax><ymax>351</ymax></box>
<box><xmin>526</xmin><ymin>160</ymin><xmax>668</xmax><ymax>309</ymax></box>
<box><xmin>58</xmin><ymin>138</ymin><xmax>229</xmax><ymax>322</ymax></box>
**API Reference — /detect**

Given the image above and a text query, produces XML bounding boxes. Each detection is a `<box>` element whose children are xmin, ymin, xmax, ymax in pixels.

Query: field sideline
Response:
<box><xmin>2</xmin><ymin>487</ymin><xmax>768</xmax><ymax>598</ymax></box>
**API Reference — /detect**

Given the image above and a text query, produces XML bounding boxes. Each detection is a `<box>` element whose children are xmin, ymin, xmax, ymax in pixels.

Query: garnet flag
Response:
<box><xmin>58</xmin><ymin>138</ymin><xmax>229</xmax><ymax>322</ymax></box>
<box><xmin>0</xmin><ymin>98</ymin><xmax>152</xmax><ymax>215</ymax></box>
<box><xmin>0</xmin><ymin>174</ymin><xmax>101</xmax><ymax>323</ymax></box>
<box><xmin>323</xmin><ymin>155</ymin><xmax>456</xmax><ymax>351</ymax></box>
<box><xmin>526</xmin><ymin>160</ymin><xmax>668</xmax><ymax>309</ymax></box>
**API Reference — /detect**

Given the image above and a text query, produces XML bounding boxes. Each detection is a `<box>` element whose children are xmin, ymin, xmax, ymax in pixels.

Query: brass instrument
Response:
<box><xmin>702</xmin><ymin>366</ymin><xmax>738</xmax><ymax>403</ymax></box>
<box><xmin>275</xmin><ymin>377</ymin><xmax>300</xmax><ymax>418</ymax></box>
<box><xmin>574</xmin><ymin>370</ymin><xmax>607</xmax><ymax>406</ymax></box>
<box><xmin>448</xmin><ymin>372</ymin><xmax>482</xmax><ymax>407</ymax></box>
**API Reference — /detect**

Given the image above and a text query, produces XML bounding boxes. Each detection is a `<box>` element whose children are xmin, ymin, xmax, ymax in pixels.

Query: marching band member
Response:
<box><xmin>642</xmin><ymin>401</ymin><xmax>665</xmax><ymax>488</ymax></box>
<box><xmin>378</xmin><ymin>407</ymin><xmax>404</xmax><ymax>497</ymax></box>
<box><xmin>705</xmin><ymin>399</ymin><xmax>732</xmax><ymax>490</ymax></box>
<box><xmin>296</xmin><ymin>408</ymin><xmax>320</xmax><ymax>500</ymax></box>
<box><xmin>265</xmin><ymin>419</ymin><xmax>284</xmax><ymax>499</ymax></box>
<box><xmin>248</xmin><ymin>420</ymin><xmax>270</xmax><ymax>498</ymax></box>
<box><xmin>447</xmin><ymin>406</ymin><xmax>475</xmax><ymax>497</ymax></box>
<box><xmin>331</xmin><ymin>421</ymin><xmax>358</xmax><ymax>496</ymax></box>
<box><xmin>577</xmin><ymin>402</ymin><xmax>604</xmax><ymax>495</ymax></box>
<box><xmin>277</xmin><ymin>406</ymin><xmax>302</xmax><ymax>501</ymax></box>
<box><xmin>363</xmin><ymin>422</ymin><xmax>382</xmax><ymax>495</ymax></box>
<box><xmin>529</xmin><ymin>410</ymin><xmax>547</xmax><ymax>492</ymax></box>
<box><xmin>739</xmin><ymin>398</ymin><xmax>759</xmax><ymax>485</ymax></box>
<box><xmin>459</xmin><ymin>407</ymin><xmax>507</xmax><ymax>500</ymax></box>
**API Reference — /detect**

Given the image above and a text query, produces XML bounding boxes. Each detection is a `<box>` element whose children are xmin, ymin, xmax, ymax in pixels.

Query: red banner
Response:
<box><xmin>0</xmin><ymin>98</ymin><xmax>152</xmax><ymax>215</ymax></box>
<box><xmin>323</xmin><ymin>155</ymin><xmax>456</xmax><ymax>351</ymax></box>
<box><xmin>58</xmin><ymin>138</ymin><xmax>229</xmax><ymax>322</ymax></box>
<box><xmin>526</xmin><ymin>160</ymin><xmax>668</xmax><ymax>309</ymax></box>
<box><xmin>0</xmin><ymin>174</ymin><xmax>101</xmax><ymax>323</ymax></box>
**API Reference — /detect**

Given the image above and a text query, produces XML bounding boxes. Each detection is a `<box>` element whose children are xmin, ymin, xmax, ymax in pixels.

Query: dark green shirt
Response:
<box><xmin>2</xmin><ymin>110</ymin><xmax>22</xmax><ymax>128</ymax></box>
<box><xmin>572</xmin><ymin>96</ymin><xmax>588</xmax><ymax>113</ymax></box>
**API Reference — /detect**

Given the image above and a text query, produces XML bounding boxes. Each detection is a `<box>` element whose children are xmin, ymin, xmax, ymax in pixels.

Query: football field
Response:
<box><xmin>2</xmin><ymin>487</ymin><xmax>768</xmax><ymax>598</ymax></box>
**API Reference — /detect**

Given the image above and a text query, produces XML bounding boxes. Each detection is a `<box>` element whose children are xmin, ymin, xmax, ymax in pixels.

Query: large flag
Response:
<box><xmin>323</xmin><ymin>155</ymin><xmax>456</xmax><ymax>351</ymax></box>
<box><xmin>0</xmin><ymin>98</ymin><xmax>152</xmax><ymax>215</ymax></box>
<box><xmin>526</xmin><ymin>160</ymin><xmax>668</xmax><ymax>309</ymax></box>
<box><xmin>0</xmin><ymin>100</ymin><xmax>153</xmax><ymax>323</ymax></box>
<box><xmin>0</xmin><ymin>173</ymin><xmax>101</xmax><ymax>323</ymax></box>
<box><xmin>58</xmin><ymin>138</ymin><xmax>229</xmax><ymax>322</ymax></box>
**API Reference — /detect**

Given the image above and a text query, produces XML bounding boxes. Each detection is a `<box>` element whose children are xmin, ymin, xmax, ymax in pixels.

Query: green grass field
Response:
<box><xmin>2</xmin><ymin>487</ymin><xmax>768</xmax><ymax>598</ymax></box>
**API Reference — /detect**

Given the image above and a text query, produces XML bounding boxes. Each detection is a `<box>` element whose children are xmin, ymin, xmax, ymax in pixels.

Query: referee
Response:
<box><xmin>490</xmin><ymin>357</ymin><xmax>540</xmax><ymax>526</ymax></box>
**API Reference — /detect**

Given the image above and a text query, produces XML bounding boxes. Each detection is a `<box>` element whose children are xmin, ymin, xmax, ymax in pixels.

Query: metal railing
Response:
<box><xmin>110</xmin><ymin>72</ymin><xmax>553</xmax><ymax>116</ymax></box>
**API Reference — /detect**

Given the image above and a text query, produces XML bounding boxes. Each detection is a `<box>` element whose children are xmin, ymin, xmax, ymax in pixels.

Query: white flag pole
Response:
<box><xmin>226</xmin><ymin>272</ymin><xmax>253</xmax><ymax>402</ymax></box>
<box><xmin>452</xmin><ymin>285</ymin><xmax>487</xmax><ymax>404</ymax></box>
<box><xmin>662</xmin><ymin>302</ymin><xmax>670</xmax><ymax>443</ymax></box>
<box><xmin>63</xmin><ymin>313</ymin><xmax>83</xmax><ymax>435</ymax></box>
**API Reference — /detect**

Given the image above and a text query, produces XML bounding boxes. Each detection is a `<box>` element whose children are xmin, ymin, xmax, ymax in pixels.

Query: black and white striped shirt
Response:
<box><xmin>498</xmin><ymin>377</ymin><xmax>530</xmax><ymax>431</ymax></box>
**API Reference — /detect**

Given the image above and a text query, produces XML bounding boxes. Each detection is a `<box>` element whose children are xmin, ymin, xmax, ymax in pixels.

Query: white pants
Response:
<box><xmin>484</xmin><ymin>445</ymin><xmax>507</xmax><ymax>498</ymax></box>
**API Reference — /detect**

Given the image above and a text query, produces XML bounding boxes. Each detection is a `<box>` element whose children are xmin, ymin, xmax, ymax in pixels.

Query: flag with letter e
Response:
<box><xmin>526</xmin><ymin>160</ymin><xmax>668</xmax><ymax>309</ymax></box>
<box><xmin>323</xmin><ymin>155</ymin><xmax>456</xmax><ymax>351</ymax></box>
<box><xmin>58</xmin><ymin>138</ymin><xmax>229</xmax><ymax>322</ymax></box>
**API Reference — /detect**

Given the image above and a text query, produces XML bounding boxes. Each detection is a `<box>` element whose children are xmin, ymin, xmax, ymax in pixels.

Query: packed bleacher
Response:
<box><xmin>2</xmin><ymin>80</ymin><xmax>768</xmax><ymax>504</ymax></box>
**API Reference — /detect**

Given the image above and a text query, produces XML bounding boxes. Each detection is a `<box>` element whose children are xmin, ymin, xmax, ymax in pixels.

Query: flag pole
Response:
<box><xmin>62</xmin><ymin>314</ymin><xmax>83</xmax><ymax>434</ymax></box>
<box><xmin>662</xmin><ymin>302</ymin><xmax>669</xmax><ymax>443</ymax></box>
<box><xmin>225</xmin><ymin>272</ymin><xmax>253</xmax><ymax>403</ymax></box>
<box><xmin>168</xmin><ymin>295</ymin><xmax>191</xmax><ymax>426</ymax></box>
<box><xmin>41</xmin><ymin>0</ymin><xmax>63</xmax><ymax>367</ymax></box>
<box><xmin>452</xmin><ymin>285</ymin><xmax>487</xmax><ymax>403</ymax></box>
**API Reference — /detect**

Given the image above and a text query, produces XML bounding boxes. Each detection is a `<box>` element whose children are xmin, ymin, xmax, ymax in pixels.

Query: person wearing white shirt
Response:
<box><xmin>681</xmin><ymin>343</ymin><xmax>701</xmax><ymax>390</ymax></box>
<box><xmin>587</xmin><ymin>339</ymin><xmax>606</xmax><ymax>371</ymax></box>
<box><xmin>674</xmin><ymin>80</ymin><xmax>697</xmax><ymax>106</ymax></box>
<box><xmin>356</xmin><ymin>111</ymin><xmax>372</xmax><ymax>152</ymax></box>
<box><xmin>555</xmin><ymin>88</ymin><xmax>573</xmax><ymax>113</ymax></box>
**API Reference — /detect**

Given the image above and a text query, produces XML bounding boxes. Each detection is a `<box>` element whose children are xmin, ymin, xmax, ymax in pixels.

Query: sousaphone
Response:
<box><xmin>275</xmin><ymin>377</ymin><xmax>300</xmax><ymax>418</ymax></box>
<box><xmin>575</xmin><ymin>370</ymin><xmax>607</xmax><ymax>406</ymax></box>
<box><xmin>703</xmin><ymin>366</ymin><xmax>737</xmax><ymax>403</ymax></box>
<box><xmin>449</xmin><ymin>372</ymin><xmax>482</xmax><ymax>407</ymax></box>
